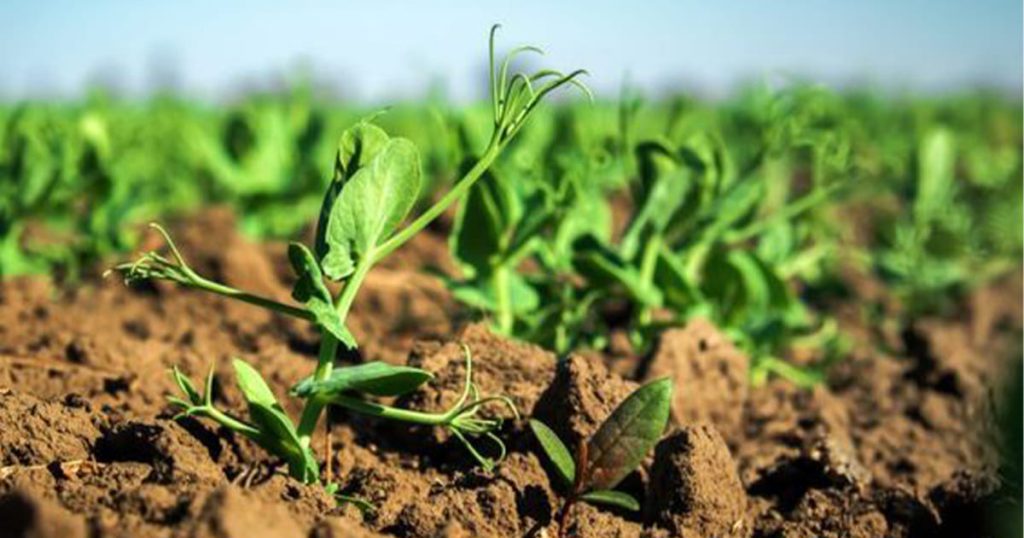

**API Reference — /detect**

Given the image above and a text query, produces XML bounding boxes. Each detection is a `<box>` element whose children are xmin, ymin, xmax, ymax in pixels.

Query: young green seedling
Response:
<box><xmin>108</xmin><ymin>25</ymin><xmax>588</xmax><ymax>489</ymax></box>
<box><xmin>530</xmin><ymin>378</ymin><xmax>672</xmax><ymax>537</ymax></box>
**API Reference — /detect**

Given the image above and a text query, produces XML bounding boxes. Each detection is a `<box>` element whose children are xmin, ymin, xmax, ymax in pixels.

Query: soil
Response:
<box><xmin>0</xmin><ymin>208</ymin><xmax>1020</xmax><ymax>538</ymax></box>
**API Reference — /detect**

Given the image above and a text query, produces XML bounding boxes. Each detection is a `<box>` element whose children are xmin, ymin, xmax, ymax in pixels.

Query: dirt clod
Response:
<box><xmin>647</xmin><ymin>424</ymin><xmax>747</xmax><ymax>538</ymax></box>
<box><xmin>0</xmin><ymin>488</ymin><xmax>87</xmax><ymax>538</ymax></box>
<box><xmin>182</xmin><ymin>485</ymin><xmax>305</xmax><ymax>538</ymax></box>
<box><xmin>95</xmin><ymin>420</ymin><xmax>224</xmax><ymax>484</ymax></box>
<box><xmin>533</xmin><ymin>354</ymin><xmax>638</xmax><ymax>448</ymax></box>
<box><xmin>0</xmin><ymin>392</ymin><xmax>101</xmax><ymax>466</ymax></box>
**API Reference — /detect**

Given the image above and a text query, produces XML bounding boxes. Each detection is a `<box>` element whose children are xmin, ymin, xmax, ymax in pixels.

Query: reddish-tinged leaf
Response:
<box><xmin>584</xmin><ymin>378</ymin><xmax>672</xmax><ymax>490</ymax></box>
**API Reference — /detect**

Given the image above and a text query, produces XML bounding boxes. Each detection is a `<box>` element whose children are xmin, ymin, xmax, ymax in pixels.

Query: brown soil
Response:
<box><xmin>0</xmin><ymin>209</ymin><xmax>1019</xmax><ymax>538</ymax></box>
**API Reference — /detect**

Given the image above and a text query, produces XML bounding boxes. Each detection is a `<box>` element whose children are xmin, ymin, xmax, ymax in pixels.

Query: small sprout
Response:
<box><xmin>107</xmin><ymin>25</ymin><xmax>576</xmax><ymax>488</ymax></box>
<box><xmin>530</xmin><ymin>378</ymin><xmax>672</xmax><ymax>537</ymax></box>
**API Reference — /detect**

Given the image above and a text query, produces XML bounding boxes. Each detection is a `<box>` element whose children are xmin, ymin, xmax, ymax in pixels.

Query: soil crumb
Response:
<box><xmin>647</xmin><ymin>424</ymin><xmax>747</xmax><ymax>538</ymax></box>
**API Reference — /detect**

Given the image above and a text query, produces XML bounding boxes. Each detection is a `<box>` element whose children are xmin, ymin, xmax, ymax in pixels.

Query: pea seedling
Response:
<box><xmin>109</xmin><ymin>26</ymin><xmax>589</xmax><ymax>487</ymax></box>
<box><xmin>530</xmin><ymin>378</ymin><xmax>672</xmax><ymax>537</ymax></box>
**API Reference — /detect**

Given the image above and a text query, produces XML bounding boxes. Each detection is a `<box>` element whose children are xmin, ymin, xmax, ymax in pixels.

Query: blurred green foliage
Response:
<box><xmin>0</xmin><ymin>84</ymin><xmax>1019</xmax><ymax>383</ymax></box>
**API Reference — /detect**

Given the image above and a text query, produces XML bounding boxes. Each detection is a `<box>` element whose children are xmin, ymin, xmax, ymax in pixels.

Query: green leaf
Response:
<box><xmin>635</xmin><ymin>141</ymin><xmax>679</xmax><ymax>198</ymax></box>
<box><xmin>451</xmin><ymin>170</ymin><xmax>507</xmax><ymax>278</ymax></box>
<box><xmin>653</xmin><ymin>248</ymin><xmax>702</xmax><ymax>313</ymax></box>
<box><xmin>580</xmin><ymin>490</ymin><xmax>640</xmax><ymax>511</ymax></box>
<box><xmin>572</xmin><ymin>235</ymin><xmax>662</xmax><ymax>307</ymax></box>
<box><xmin>585</xmin><ymin>378</ymin><xmax>672</xmax><ymax>491</ymax></box>
<box><xmin>248</xmin><ymin>401</ymin><xmax>319</xmax><ymax>481</ymax></box>
<box><xmin>702</xmin><ymin>178</ymin><xmax>762</xmax><ymax>240</ymax></box>
<box><xmin>529</xmin><ymin>419</ymin><xmax>576</xmax><ymax>487</ymax></box>
<box><xmin>447</xmin><ymin>272</ymin><xmax>540</xmax><ymax>315</ymax></box>
<box><xmin>231</xmin><ymin>358</ymin><xmax>318</xmax><ymax>482</ymax></box>
<box><xmin>318</xmin><ymin>127</ymin><xmax>422</xmax><ymax>280</ymax></box>
<box><xmin>247</xmin><ymin>401</ymin><xmax>300</xmax><ymax>449</ymax></box>
<box><xmin>291</xmin><ymin>361</ymin><xmax>434</xmax><ymax>398</ymax></box>
<box><xmin>336</xmin><ymin>120</ymin><xmax>392</xmax><ymax>179</ymax></box>
<box><xmin>315</xmin><ymin>121</ymin><xmax>391</xmax><ymax>265</ymax></box>
<box><xmin>550</xmin><ymin>190</ymin><xmax>612</xmax><ymax>270</ymax></box>
<box><xmin>622</xmin><ymin>141</ymin><xmax>693</xmax><ymax>258</ymax></box>
<box><xmin>233</xmin><ymin>358</ymin><xmax>279</xmax><ymax>409</ymax></box>
<box><xmin>171</xmin><ymin>366</ymin><xmax>202</xmax><ymax>405</ymax></box>
<box><xmin>727</xmin><ymin>250</ymin><xmax>772</xmax><ymax>316</ymax></box>
<box><xmin>287</xmin><ymin>242</ymin><xmax>356</xmax><ymax>348</ymax></box>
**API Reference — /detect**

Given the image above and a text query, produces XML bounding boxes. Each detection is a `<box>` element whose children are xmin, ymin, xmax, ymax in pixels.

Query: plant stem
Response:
<box><xmin>200</xmin><ymin>406</ymin><xmax>262</xmax><ymax>438</ymax></box>
<box><xmin>333</xmin><ymin>259</ymin><xmax>373</xmax><ymax>336</ymax></box>
<box><xmin>556</xmin><ymin>497</ymin><xmax>577</xmax><ymax>538</ymax></box>
<box><xmin>724</xmin><ymin>185</ymin><xmax>836</xmax><ymax>244</ymax></box>
<box><xmin>329</xmin><ymin>394</ymin><xmax>456</xmax><ymax>426</ymax></box>
<box><xmin>372</xmin><ymin>140</ymin><xmax>501</xmax><ymax>264</ymax></box>
<box><xmin>636</xmin><ymin>233</ymin><xmax>662</xmax><ymax>326</ymax></box>
<box><xmin>185</xmin><ymin>275</ymin><xmax>314</xmax><ymax>321</ymax></box>
<box><xmin>296</xmin><ymin>254</ymin><xmax>374</xmax><ymax>445</ymax></box>
<box><xmin>296</xmin><ymin>336</ymin><xmax>339</xmax><ymax>445</ymax></box>
<box><xmin>324</xmin><ymin>415</ymin><xmax>333</xmax><ymax>484</ymax></box>
<box><xmin>638</xmin><ymin>234</ymin><xmax>661</xmax><ymax>286</ymax></box>
<box><xmin>493</xmin><ymin>265</ymin><xmax>514</xmax><ymax>335</ymax></box>
<box><xmin>294</xmin><ymin>140</ymin><xmax>501</xmax><ymax>454</ymax></box>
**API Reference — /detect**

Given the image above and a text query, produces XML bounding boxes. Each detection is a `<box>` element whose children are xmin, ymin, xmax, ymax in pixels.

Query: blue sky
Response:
<box><xmin>1</xmin><ymin>0</ymin><xmax>1020</xmax><ymax>101</ymax></box>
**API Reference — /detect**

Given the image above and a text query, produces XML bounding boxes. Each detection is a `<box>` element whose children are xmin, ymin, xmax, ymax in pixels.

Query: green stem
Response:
<box><xmin>199</xmin><ymin>406</ymin><xmax>262</xmax><ymax>438</ymax></box>
<box><xmin>724</xmin><ymin>186</ymin><xmax>836</xmax><ymax>244</ymax></box>
<box><xmin>293</xmin><ymin>136</ymin><xmax>507</xmax><ymax>466</ymax></box>
<box><xmin>296</xmin><ymin>255</ymin><xmax>374</xmax><ymax>444</ymax></box>
<box><xmin>493</xmin><ymin>265</ymin><xmax>514</xmax><ymax>335</ymax></box>
<box><xmin>329</xmin><ymin>394</ymin><xmax>457</xmax><ymax>426</ymax></box>
<box><xmin>373</xmin><ymin>140</ymin><xmax>501</xmax><ymax>264</ymax></box>
<box><xmin>297</xmin><ymin>336</ymin><xmax>340</xmax><ymax>444</ymax></box>
<box><xmin>191</xmin><ymin>276</ymin><xmax>313</xmax><ymax>321</ymax></box>
<box><xmin>638</xmin><ymin>234</ymin><xmax>661</xmax><ymax>289</ymax></box>
<box><xmin>333</xmin><ymin>259</ymin><xmax>374</xmax><ymax>332</ymax></box>
<box><xmin>636</xmin><ymin>234</ymin><xmax>662</xmax><ymax>326</ymax></box>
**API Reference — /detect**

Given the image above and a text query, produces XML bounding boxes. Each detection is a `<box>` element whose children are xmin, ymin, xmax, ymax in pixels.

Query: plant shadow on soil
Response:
<box><xmin>0</xmin><ymin>208</ymin><xmax>1020</xmax><ymax>538</ymax></box>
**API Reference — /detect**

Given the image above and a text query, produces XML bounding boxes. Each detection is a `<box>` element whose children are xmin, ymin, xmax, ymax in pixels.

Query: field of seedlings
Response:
<box><xmin>0</xmin><ymin>27</ymin><xmax>1021</xmax><ymax>538</ymax></box>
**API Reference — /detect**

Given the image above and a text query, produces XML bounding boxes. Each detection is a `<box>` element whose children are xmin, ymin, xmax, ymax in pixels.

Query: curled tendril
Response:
<box><xmin>488</xmin><ymin>24</ymin><xmax>592</xmax><ymax>148</ymax></box>
<box><xmin>441</xmin><ymin>343</ymin><xmax>520</xmax><ymax>471</ymax></box>
<box><xmin>105</xmin><ymin>223</ymin><xmax>201</xmax><ymax>287</ymax></box>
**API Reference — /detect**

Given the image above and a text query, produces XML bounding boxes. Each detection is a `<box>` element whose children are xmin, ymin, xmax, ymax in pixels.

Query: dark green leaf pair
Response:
<box><xmin>571</xmin><ymin>235</ymin><xmax>662</xmax><ymax>308</ymax></box>
<box><xmin>701</xmin><ymin>248</ymin><xmax>798</xmax><ymax>328</ymax></box>
<box><xmin>529</xmin><ymin>377</ymin><xmax>673</xmax><ymax>512</ymax></box>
